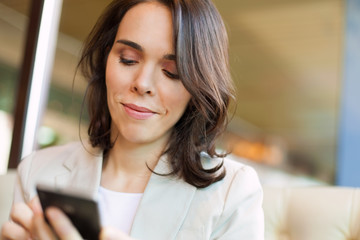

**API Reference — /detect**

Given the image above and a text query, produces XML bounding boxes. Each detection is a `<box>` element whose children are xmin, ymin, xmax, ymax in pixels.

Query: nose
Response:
<box><xmin>131</xmin><ymin>65</ymin><xmax>156</xmax><ymax>96</ymax></box>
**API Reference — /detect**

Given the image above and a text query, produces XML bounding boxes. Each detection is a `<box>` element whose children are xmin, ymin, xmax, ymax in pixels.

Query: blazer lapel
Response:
<box><xmin>130</xmin><ymin>157</ymin><xmax>197</xmax><ymax>239</ymax></box>
<box><xmin>55</xmin><ymin>143</ymin><xmax>103</xmax><ymax>199</ymax></box>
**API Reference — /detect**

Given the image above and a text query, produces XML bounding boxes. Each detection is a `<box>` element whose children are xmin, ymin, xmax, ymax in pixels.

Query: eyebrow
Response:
<box><xmin>116</xmin><ymin>39</ymin><xmax>176</xmax><ymax>61</ymax></box>
<box><xmin>164</xmin><ymin>54</ymin><xmax>176</xmax><ymax>61</ymax></box>
<box><xmin>116</xmin><ymin>39</ymin><xmax>143</xmax><ymax>52</ymax></box>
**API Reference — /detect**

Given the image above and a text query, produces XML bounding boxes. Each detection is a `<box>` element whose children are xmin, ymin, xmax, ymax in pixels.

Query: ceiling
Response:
<box><xmin>0</xmin><ymin>0</ymin><xmax>344</xmax><ymax>182</ymax></box>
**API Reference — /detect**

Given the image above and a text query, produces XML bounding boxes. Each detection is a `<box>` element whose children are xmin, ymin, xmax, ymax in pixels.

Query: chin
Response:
<box><xmin>119</xmin><ymin>128</ymin><xmax>155</xmax><ymax>144</ymax></box>
<box><xmin>122</xmin><ymin>128</ymin><xmax>172</xmax><ymax>147</ymax></box>
<box><xmin>124</xmin><ymin>135</ymin><xmax>152</xmax><ymax>144</ymax></box>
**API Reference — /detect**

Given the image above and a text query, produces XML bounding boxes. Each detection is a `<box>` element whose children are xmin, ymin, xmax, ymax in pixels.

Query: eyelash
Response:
<box><xmin>163</xmin><ymin>69</ymin><xmax>179</xmax><ymax>80</ymax></box>
<box><xmin>119</xmin><ymin>57</ymin><xmax>137</xmax><ymax>65</ymax></box>
<box><xmin>119</xmin><ymin>57</ymin><xmax>179</xmax><ymax>80</ymax></box>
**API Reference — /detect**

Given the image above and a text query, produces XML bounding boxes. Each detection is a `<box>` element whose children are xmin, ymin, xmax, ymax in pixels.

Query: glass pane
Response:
<box><xmin>0</xmin><ymin>1</ymin><xmax>30</xmax><ymax>173</ymax></box>
<box><xmin>39</xmin><ymin>1</ymin><xmax>112</xmax><ymax>148</ymax></box>
<box><xmin>215</xmin><ymin>0</ymin><xmax>342</xmax><ymax>184</ymax></box>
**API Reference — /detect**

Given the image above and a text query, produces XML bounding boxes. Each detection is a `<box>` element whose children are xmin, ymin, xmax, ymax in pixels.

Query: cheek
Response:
<box><xmin>105</xmin><ymin>58</ymin><xmax>128</xmax><ymax>92</ymax></box>
<box><xmin>161</xmin><ymin>83</ymin><xmax>191</xmax><ymax>114</ymax></box>
<box><xmin>105</xmin><ymin>58</ymin><xmax>118</xmax><ymax>89</ymax></box>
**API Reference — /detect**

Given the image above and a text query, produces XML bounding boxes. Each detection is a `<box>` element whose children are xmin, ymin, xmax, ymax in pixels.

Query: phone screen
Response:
<box><xmin>36</xmin><ymin>184</ymin><xmax>101</xmax><ymax>240</ymax></box>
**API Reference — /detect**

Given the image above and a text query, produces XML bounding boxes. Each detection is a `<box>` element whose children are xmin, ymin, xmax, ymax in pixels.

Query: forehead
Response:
<box><xmin>114</xmin><ymin>2</ymin><xmax>174</xmax><ymax>53</ymax></box>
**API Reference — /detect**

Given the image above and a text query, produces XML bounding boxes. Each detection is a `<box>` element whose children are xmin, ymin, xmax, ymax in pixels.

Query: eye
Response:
<box><xmin>119</xmin><ymin>57</ymin><xmax>137</xmax><ymax>65</ymax></box>
<box><xmin>162</xmin><ymin>69</ymin><xmax>179</xmax><ymax>80</ymax></box>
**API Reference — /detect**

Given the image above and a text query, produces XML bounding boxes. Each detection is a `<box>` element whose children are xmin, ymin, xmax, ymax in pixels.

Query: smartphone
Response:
<box><xmin>36</xmin><ymin>184</ymin><xmax>101</xmax><ymax>240</ymax></box>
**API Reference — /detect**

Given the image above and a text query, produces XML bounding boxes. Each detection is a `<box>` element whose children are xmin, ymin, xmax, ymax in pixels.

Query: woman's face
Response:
<box><xmin>106</xmin><ymin>2</ymin><xmax>191</xmax><ymax>146</ymax></box>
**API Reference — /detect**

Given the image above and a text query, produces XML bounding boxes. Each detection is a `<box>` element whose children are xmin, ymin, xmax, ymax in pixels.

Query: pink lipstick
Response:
<box><xmin>123</xmin><ymin>103</ymin><xmax>156</xmax><ymax>120</ymax></box>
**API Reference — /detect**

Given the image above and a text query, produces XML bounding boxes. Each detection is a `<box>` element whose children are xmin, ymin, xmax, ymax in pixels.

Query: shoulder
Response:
<box><xmin>223</xmin><ymin>157</ymin><xmax>261</xmax><ymax>188</ymax></box>
<box><xmin>16</xmin><ymin>141</ymin><xmax>101</xmax><ymax>201</ymax></box>
<box><xmin>183</xmin><ymin>154</ymin><xmax>264</xmax><ymax>238</ymax></box>
<box><xmin>201</xmin><ymin>153</ymin><xmax>263</xmax><ymax>216</ymax></box>
<box><xmin>201</xmin><ymin>153</ymin><xmax>261</xmax><ymax>190</ymax></box>
<box><xmin>199</xmin><ymin>152</ymin><xmax>262</xmax><ymax>205</ymax></box>
<box><xmin>220</xmin><ymin>157</ymin><xmax>263</xmax><ymax>210</ymax></box>
<box><xmin>18</xmin><ymin>142</ymin><xmax>86</xmax><ymax>172</ymax></box>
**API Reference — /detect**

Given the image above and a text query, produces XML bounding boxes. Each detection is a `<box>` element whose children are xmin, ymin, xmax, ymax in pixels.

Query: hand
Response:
<box><xmin>30</xmin><ymin>198</ymin><xmax>82</xmax><ymax>240</ymax></box>
<box><xmin>1</xmin><ymin>197</ymin><xmax>82</xmax><ymax>240</ymax></box>
<box><xmin>1</xmin><ymin>198</ymin><xmax>35</xmax><ymax>239</ymax></box>
<box><xmin>1</xmin><ymin>197</ymin><xmax>134</xmax><ymax>240</ymax></box>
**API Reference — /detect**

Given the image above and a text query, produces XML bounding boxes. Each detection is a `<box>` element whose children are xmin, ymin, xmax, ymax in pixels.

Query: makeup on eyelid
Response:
<box><xmin>118</xmin><ymin>55</ymin><xmax>179</xmax><ymax>79</ymax></box>
<box><xmin>119</xmin><ymin>49</ymin><xmax>140</xmax><ymax>62</ymax></box>
<box><xmin>116</xmin><ymin>39</ymin><xmax>180</xmax><ymax>79</ymax></box>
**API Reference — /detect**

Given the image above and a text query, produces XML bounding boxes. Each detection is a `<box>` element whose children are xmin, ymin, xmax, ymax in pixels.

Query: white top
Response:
<box><xmin>98</xmin><ymin>186</ymin><xmax>143</xmax><ymax>234</ymax></box>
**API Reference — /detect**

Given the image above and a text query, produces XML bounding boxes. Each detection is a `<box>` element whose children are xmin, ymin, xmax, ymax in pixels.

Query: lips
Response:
<box><xmin>122</xmin><ymin>103</ymin><xmax>156</xmax><ymax>120</ymax></box>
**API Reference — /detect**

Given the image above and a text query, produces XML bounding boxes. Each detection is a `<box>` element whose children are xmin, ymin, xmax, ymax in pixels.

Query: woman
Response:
<box><xmin>1</xmin><ymin>0</ymin><xmax>264</xmax><ymax>239</ymax></box>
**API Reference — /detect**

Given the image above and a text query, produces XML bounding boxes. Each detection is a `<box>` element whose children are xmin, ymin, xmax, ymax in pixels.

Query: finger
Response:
<box><xmin>31</xmin><ymin>213</ymin><xmax>57</xmax><ymax>240</ymax></box>
<box><xmin>1</xmin><ymin>220</ymin><xmax>31</xmax><ymax>240</ymax></box>
<box><xmin>46</xmin><ymin>207</ymin><xmax>82</xmax><ymax>240</ymax></box>
<box><xmin>10</xmin><ymin>203</ymin><xmax>33</xmax><ymax>231</ymax></box>
<box><xmin>29</xmin><ymin>196</ymin><xmax>43</xmax><ymax>215</ymax></box>
<box><xmin>100</xmin><ymin>226</ymin><xmax>133</xmax><ymax>240</ymax></box>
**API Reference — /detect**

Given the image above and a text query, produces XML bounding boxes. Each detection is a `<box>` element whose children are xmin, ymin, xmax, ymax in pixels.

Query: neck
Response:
<box><xmin>107</xmin><ymin>137</ymin><xmax>166</xmax><ymax>174</ymax></box>
<box><xmin>101</xmin><ymin>132</ymin><xmax>170</xmax><ymax>193</ymax></box>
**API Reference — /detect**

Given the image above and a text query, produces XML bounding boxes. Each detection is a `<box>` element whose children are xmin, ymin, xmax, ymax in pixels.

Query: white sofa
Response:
<box><xmin>263</xmin><ymin>187</ymin><xmax>360</xmax><ymax>240</ymax></box>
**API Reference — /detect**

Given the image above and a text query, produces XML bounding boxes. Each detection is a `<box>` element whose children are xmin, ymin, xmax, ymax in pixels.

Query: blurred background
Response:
<box><xmin>0</xmin><ymin>0</ymin><xmax>358</xmax><ymax>187</ymax></box>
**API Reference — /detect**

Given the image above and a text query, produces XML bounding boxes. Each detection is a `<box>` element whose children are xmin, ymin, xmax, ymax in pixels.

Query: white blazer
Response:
<box><xmin>14</xmin><ymin>142</ymin><xmax>264</xmax><ymax>239</ymax></box>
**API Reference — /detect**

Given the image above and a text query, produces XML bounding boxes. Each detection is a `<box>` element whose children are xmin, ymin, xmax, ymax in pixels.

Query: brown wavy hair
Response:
<box><xmin>78</xmin><ymin>0</ymin><xmax>234</xmax><ymax>188</ymax></box>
